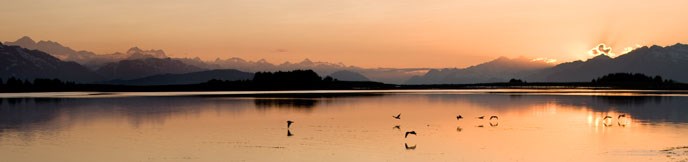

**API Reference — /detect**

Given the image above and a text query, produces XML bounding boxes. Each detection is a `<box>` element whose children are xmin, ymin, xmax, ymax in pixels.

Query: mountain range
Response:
<box><xmin>0</xmin><ymin>43</ymin><xmax>103</xmax><ymax>82</ymax></box>
<box><xmin>406</xmin><ymin>57</ymin><xmax>554</xmax><ymax>84</ymax></box>
<box><xmin>4</xmin><ymin>36</ymin><xmax>424</xmax><ymax>84</ymax></box>
<box><xmin>3</xmin><ymin>36</ymin><xmax>688</xmax><ymax>85</ymax></box>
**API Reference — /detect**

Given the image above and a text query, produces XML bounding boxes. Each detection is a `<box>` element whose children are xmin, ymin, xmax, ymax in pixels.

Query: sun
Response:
<box><xmin>588</xmin><ymin>43</ymin><xmax>614</xmax><ymax>57</ymax></box>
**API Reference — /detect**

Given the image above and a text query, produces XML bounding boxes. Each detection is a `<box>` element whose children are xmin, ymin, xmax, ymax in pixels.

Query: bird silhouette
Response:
<box><xmin>393</xmin><ymin>114</ymin><xmax>401</xmax><ymax>119</ymax></box>
<box><xmin>490</xmin><ymin>116</ymin><xmax>498</xmax><ymax>120</ymax></box>
<box><xmin>477</xmin><ymin>125</ymin><xmax>484</xmax><ymax>128</ymax></box>
<box><xmin>287</xmin><ymin>130</ymin><xmax>293</xmax><ymax>136</ymax></box>
<box><xmin>618</xmin><ymin>114</ymin><xmax>626</xmax><ymax>119</ymax></box>
<box><xmin>405</xmin><ymin>131</ymin><xmax>417</xmax><ymax>138</ymax></box>
<box><xmin>456</xmin><ymin>115</ymin><xmax>463</xmax><ymax>120</ymax></box>
<box><xmin>405</xmin><ymin>143</ymin><xmax>417</xmax><ymax>150</ymax></box>
<box><xmin>287</xmin><ymin>120</ymin><xmax>294</xmax><ymax>128</ymax></box>
<box><xmin>477</xmin><ymin>116</ymin><xmax>485</xmax><ymax>119</ymax></box>
<box><xmin>456</xmin><ymin>126</ymin><xmax>463</xmax><ymax>132</ymax></box>
<box><xmin>490</xmin><ymin>122</ymin><xmax>499</xmax><ymax>127</ymax></box>
<box><xmin>393</xmin><ymin>125</ymin><xmax>401</xmax><ymax>130</ymax></box>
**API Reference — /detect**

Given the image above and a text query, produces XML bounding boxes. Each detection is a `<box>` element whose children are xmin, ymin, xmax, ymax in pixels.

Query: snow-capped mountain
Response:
<box><xmin>4</xmin><ymin>36</ymin><xmax>169</xmax><ymax>69</ymax></box>
<box><xmin>0</xmin><ymin>43</ymin><xmax>103</xmax><ymax>82</ymax></box>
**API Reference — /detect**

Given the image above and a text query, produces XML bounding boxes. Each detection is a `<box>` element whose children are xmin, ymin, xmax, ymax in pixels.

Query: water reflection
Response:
<box><xmin>1</xmin><ymin>92</ymin><xmax>688</xmax><ymax>161</ymax></box>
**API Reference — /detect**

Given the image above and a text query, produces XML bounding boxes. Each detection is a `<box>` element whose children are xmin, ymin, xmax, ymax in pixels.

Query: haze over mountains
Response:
<box><xmin>3</xmin><ymin>36</ymin><xmax>688</xmax><ymax>85</ymax></box>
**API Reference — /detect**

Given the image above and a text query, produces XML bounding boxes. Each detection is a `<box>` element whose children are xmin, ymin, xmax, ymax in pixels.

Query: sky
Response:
<box><xmin>2</xmin><ymin>0</ymin><xmax>688</xmax><ymax>68</ymax></box>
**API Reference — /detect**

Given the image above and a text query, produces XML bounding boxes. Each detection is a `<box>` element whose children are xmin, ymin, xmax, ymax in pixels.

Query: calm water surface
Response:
<box><xmin>1</xmin><ymin>90</ymin><xmax>688</xmax><ymax>161</ymax></box>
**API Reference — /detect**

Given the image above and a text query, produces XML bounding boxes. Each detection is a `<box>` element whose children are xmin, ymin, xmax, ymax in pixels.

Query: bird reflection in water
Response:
<box><xmin>490</xmin><ymin>122</ymin><xmax>499</xmax><ymax>127</ymax></box>
<box><xmin>393</xmin><ymin>125</ymin><xmax>401</xmax><ymax>130</ymax></box>
<box><xmin>287</xmin><ymin>130</ymin><xmax>293</xmax><ymax>137</ymax></box>
<box><xmin>404</xmin><ymin>143</ymin><xmax>417</xmax><ymax>150</ymax></box>
<box><xmin>456</xmin><ymin>126</ymin><xmax>463</xmax><ymax>132</ymax></box>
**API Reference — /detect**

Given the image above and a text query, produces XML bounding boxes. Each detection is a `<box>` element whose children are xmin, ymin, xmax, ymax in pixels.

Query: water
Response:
<box><xmin>1</xmin><ymin>90</ymin><xmax>688</xmax><ymax>161</ymax></box>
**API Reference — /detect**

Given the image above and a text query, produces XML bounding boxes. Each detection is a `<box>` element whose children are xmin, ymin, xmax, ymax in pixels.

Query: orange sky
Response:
<box><xmin>2</xmin><ymin>0</ymin><xmax>688</xmax><ymax>68</ymax></box>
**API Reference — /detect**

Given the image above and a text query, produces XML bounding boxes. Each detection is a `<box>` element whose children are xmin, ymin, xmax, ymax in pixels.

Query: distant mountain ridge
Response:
<box><xmin>102</xmin><ymin>69</ymin><xmax>253</xmax><ymax>85</ymax></box>
<box><xmin>406</xmin><ymin>56</ymin><xmax>554</xmax><ymax>84</ymax></box>
<box><xmin>96</xmin><ymin>58</ymin><xmax>205</xmax><ymax>80</ymax></box>
<box><xmin>5</xmin><ymin>36</ymin><xmax>423</xmax><ymax>84</ymax></box>
<box><xmin>0</xmin><ymin>43</ymin><xmax>103</xmax><ymax>82</ymax></box>
<box><xmin>526</xmin><ymin>43</ymin><xmax>688</xmax><ymax>82</ymax></box>
<box><xmin>4</xmin><ymin>36</ymin><xmax>169</xmax><ymax>69</ymax></box>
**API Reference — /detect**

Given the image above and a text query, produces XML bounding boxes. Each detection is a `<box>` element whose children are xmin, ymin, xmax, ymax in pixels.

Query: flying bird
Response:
<box><xmin>490</xmin><ymin>116</ymin><xmax>498</xmax><ymax>120</ymax></box>
<box><xmin>618</xmin><ymin>114</ymin><xmax>626</xmax><ymax>119</ymax></box>
<box><xmin>393</xmin><ymin>114</ymin><xmax>401</xmax><ymax>119</ymax></box>
<box><xmin>477</xmin><ymin>116</ymin><xmax>485</xmax><ymax>119</ymax></box>
<box><xmin>405</xmin><ymin>143</ymin><xmax>417</xmax><ymax>150</ymax></box>
<box><xmin>456</xmin><ymin>115</ymin><xmax>463</xmax><ymax>120</ymax></box>
<box><xmin>405</xmin><ymin>131</ymin><xmax>417</xmax><ymax>138</ymax></box>
<box><xmin>287</xmin><ymin>120</ymin><xmax>294</xmax><ymax>128</ymax></box>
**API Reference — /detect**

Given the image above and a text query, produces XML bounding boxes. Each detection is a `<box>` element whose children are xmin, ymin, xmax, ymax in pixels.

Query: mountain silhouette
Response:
<box><xmin>527</xmin><ymin>44</ymin><xmax>688</xmax><ymax>82</ymax></box>
<box><xmin>4</xmin><ymin>36</ymin><xmax>169</xmax><ymax>69</ymax></box>
<box><xmin>102</xmin><ymin>69</ymin><xmax>253</xmax><ymax>85</ymax></box>
<box><xmin>96</xmin><ymin>58</ymin><xmax>205</xmax><ymax>80</ymax></box>
<box><xmin>0</xmin><ymin>43</ymin><xmax>103</xmax><ymax>82</ymax></box>
<box><xmin>328</xmin><ymin>70</ymin><xmax>370</xmax><ymax>81</ymax></box>
<box><xmin>405</xmin><ymin>56</ymin><xmax>554</xmax><ymax>84</ymax></box>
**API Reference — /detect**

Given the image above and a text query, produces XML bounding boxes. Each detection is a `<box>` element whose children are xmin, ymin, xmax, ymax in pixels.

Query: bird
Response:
<box><xmin>405</xmin><ymin>131</ymin><xmax>417</xmax><ymax>138</ymax></box>
<box><xmin>490</xmin><ymin>116</ymin><xmax>498</xmax><ymax>120</ymax></box>
<box><xmin>393</xmin><ymin>114</ymin><xmax>401</xmax><ymax>119</ymax></box>
<box><xmin>617</xmin><ymin>121</ymin><xmax>627</xmax><ymax>127</ymax></box>
<box><xmin>490</xmin><ymin>122</ymin><xmax>499</xmax><ymax>127</ymax></box>
<box><xmin>405</xmin><ymin>143</ymin><xmax>417</xmax><ymax>150</ymax></box>
<box><xmin>477</xmin><ymin>125</ymin><xmax>484</xmax><ymax>128</ymax></box>
<box><xmin>477</xmin><ymin>116</ymin><xmax>485</xmax><ymax>119</ymax></box>
<box><xmin>393</xmin><ymin>125</ymin><xmax>401</xmax><ymax>130</ymax></box>
<box><xmin>456</xmin><ymin>115</ymin><xmax>463</xmax><ymax>120</ymax></box>
<box><xmin>603</xmin><ymin>116</ymin><xmax>613</xmax><ymax>120</ymax></box>
<box><xmin>618</xmin><ymin>114</ymin><xmax>626</xmax><ymax>119</ymax></box>
<box><xmin>456</xmin><ymin>126</ymin><xmax>463</xmax><ymax>132</ymax></box>
<box><xmin>287</xmin><ymin>130</ymin><xmax>293</xmax><ymax>136</ymax></box>
<box><xmin>287</xmin><ymin>120</ymin><xmax>294</xmax><ymax>128</ymax></box>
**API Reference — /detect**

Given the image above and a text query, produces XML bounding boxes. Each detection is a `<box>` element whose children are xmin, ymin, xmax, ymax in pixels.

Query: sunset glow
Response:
<box><xmin>2</xmin><ymin>0</ymin><xmax>688</xmax><ymax>68</ymax></box>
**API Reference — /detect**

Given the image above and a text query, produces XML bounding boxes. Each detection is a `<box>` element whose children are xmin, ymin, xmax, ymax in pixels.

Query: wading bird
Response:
<box><xmin>456</xmin><ymin>115</ymin><xmax>463</xmax><ymax>120</ymax></box>
<box><xmin>490</xmin><ymin>116</ymin><xmax>498</xmax><ymax>120</ymax></box>
<box><xmin>405</xmin><ymin>131</ymin><xmax>417</xmax><ymax>138</ymax></box>
<box><xmin>405</xmin><ymin>143</ymin><xmax>417</xmax><ymax>150</ymax></box>
<box><xmin>287</xmin><ymin>120</ymin><xmax>294</xmax><ymax>128</ymax></box>
<box><xmin>603</xmin><ymin>116</ymin><xmax>613</xmax><ymax>120</ymax></box>
<box><xmin>393</xmin><ymin>114</ymin><xmax>401</xmax><ymax>119</ymax></box>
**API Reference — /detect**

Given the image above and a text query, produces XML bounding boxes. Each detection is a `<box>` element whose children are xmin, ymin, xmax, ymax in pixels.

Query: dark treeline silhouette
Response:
<box><xmin>591</xmin><ymin>73</ymin><xmax>677</xmax><ymax>88</ymax></box>
<box><xmin>0</xmin><ymin>77</ymin><xmax>77</xmax><ymax>92</ymax></box>
<box><xmin>3</xmin><ymin>71</ymin><xmax>688</xmax><ymax>92</ymax></box>
<box><xmin>0</xmin><ymin>70</ymin><xmax>392</xmax><ymax>92</ymax></box>
<box><xmin>203</xmin><ymin>70</ymin><xmax>388</xmax><ymax>90</ymax></box>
